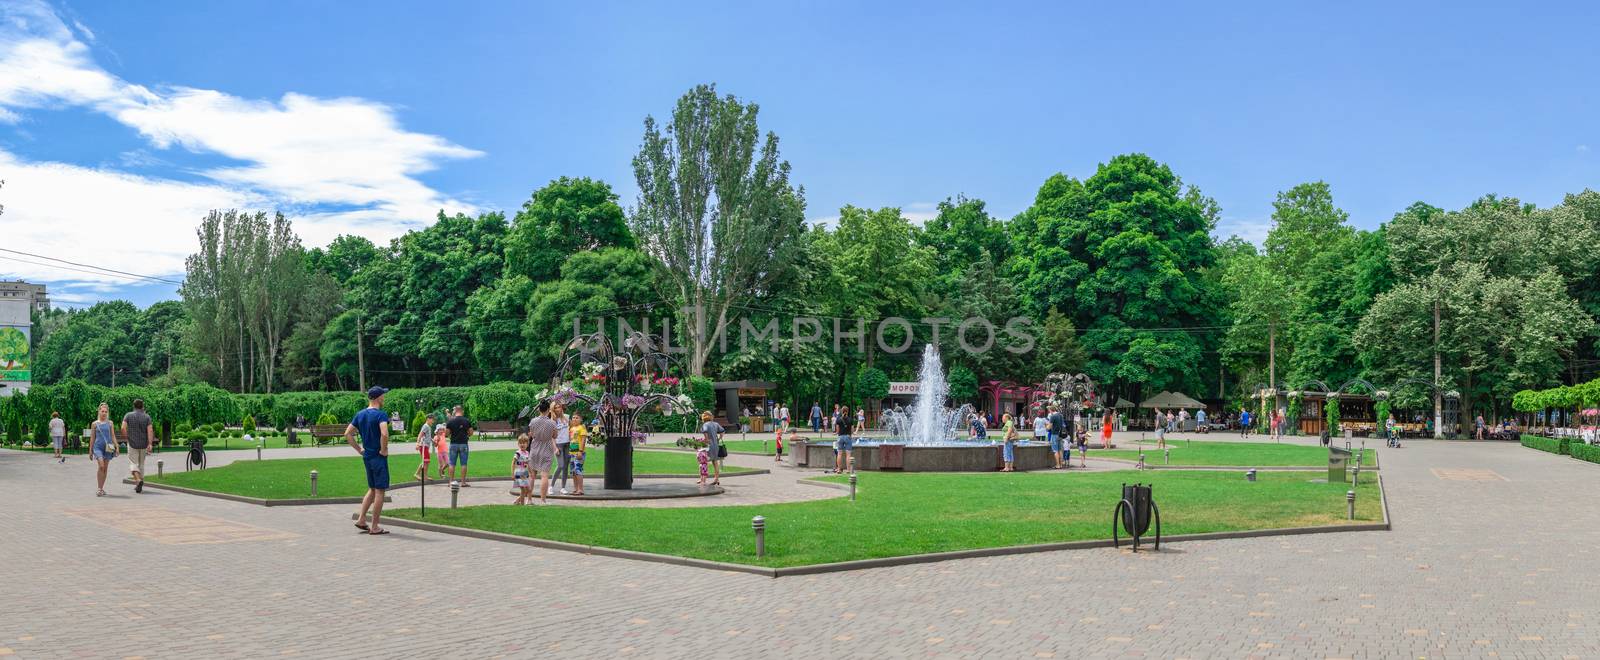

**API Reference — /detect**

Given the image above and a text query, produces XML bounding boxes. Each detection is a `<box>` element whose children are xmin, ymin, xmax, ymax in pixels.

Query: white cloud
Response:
<box><xmin>808</xmin><ymin>201</ymin><xmax>940</xmax><ymax>229</ymax></box>
<box><xmin>1213</xmin><ymin>216</ymin><xmax>1272</xmax><ymax>247</ymax></box>
<box><xmin>1579</xmin><ymin>144</ymin><xmax>1591</xmax><ymax>153</ymax></box>
<box><xmin>0</xmin><ymin>0</ymin><xmax>482</xmax><ymax>295</ymax></box>
<box><xmin>0</xmin><ymin>148</ymin><xmax>262</xmax><ymax>284</ymax></box>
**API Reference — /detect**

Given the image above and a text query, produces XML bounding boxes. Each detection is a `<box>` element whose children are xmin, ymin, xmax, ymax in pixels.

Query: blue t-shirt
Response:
<box><xmin>1240</xmin><ymin>412</ymin><xmax>1251</xmax><ymax>426</ymax></box>
<box><xmin>351</xmin><ymin>407</ymin><xmax>388</xmax><ymax>458</ymax></box>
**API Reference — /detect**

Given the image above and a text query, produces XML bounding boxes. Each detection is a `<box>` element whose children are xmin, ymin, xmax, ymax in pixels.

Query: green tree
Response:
<box><xmin>1007</xmin><ymin>154</ymin><xmax>1218</xmax><ymax>396</ymax></box>
<box><xmin>504</xmin><ymin>176</ymin><xmax>635</xmax><ymax>282</ymax></box>
<box><xmin>629</xmin><ymin>84</ymin><xmax>808</xmax><ymax>375</ymax></box>
<box><xmin>31</xmin><ymin>301</ymin><xmax>144</xmax><ymax>386</ymax></box>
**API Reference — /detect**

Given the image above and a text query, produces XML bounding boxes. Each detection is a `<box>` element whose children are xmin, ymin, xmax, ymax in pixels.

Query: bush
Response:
<box><xmin>242</xmin><ymin>415</ymin><xmax>257</xmax><ymax>433</ymax></box>
<box><xmin>1521</xmin><ymin>434</ymin><xmax>1564</xmax><ymax>454</ymax></box>
<box><xmin>315</xmin><ymin>412</ymin><xmax>338</xmax><ymax>426</ymax></box>
<box><xmin>185</xmin><ymin>430</ymin><xmax>207</xmax><ymax>442</ymax></box>
<box><xmin>1570</xmin><ymin>442</ymin><xmax>1600</xmax><ymax>465</ymax></box>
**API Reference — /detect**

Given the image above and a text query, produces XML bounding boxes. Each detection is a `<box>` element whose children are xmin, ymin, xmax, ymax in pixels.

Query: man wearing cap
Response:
<box><xmin>346</xmin><ymin>386</ymin><xmax>392</xmax><ymax>535</ymax></box>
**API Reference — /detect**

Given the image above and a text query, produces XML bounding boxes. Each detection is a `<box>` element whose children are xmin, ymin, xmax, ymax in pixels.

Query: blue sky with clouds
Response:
<box><xmin>2</xmin><ymin>0</ymin><xmax>1597</xmax><ymax>308</ymax></box>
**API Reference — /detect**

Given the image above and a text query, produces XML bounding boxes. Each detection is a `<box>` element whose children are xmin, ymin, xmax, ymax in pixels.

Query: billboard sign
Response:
<box><xmin>0</xmin><ymin>325</ymin><xmax>30</xmax><ymax>382</ymax></box>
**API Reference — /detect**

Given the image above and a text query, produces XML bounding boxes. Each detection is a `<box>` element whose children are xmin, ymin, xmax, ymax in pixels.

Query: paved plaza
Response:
<box><xmin>3</xmin><ymin>437</ymin><xmax>1599</xmax><ymax>659</ymax></box>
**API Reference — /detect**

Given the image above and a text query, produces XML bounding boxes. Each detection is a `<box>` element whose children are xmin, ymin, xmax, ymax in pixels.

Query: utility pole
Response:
<box><xmin>356</xmin><ymin>316</ymin><xmax>367</xmax><ymax>393</ymax></box>
<box><xmin>110</xmin><ymin>361</ymin><xmax>124</xmax><ymax>388</ymax></box>
<box><xmin>1433</xmin><ymin>300</ymin><xmax>1442</xmax><ymax>439</ymax></box>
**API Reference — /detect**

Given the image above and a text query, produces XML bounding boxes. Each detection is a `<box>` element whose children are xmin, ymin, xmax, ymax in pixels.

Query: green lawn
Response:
<box><xmin>146</xmin><ymin>448</ymin><xmax>750</xmax><ymax>500</ymax></box>
<box><xmin>1099</xmin><ymin>440</ymin><xmax>1377</xmax><ymax>467</ymax></box>
<box><xmin>387</xmin><ymin>469</ymin><xmax>1383</xmax><ymax>567</ymax></box>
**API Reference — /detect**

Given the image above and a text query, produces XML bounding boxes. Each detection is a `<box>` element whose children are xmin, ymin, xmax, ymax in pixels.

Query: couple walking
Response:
<box><xmin>85</xmin><ymin>400</ymin><xmax>156</xmax><ymax>497</ymax></box>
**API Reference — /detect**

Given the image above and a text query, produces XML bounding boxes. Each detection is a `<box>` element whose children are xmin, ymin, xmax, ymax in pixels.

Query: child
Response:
<box><xmin>413</xmin><ymin>413</ymin><xmax>437</xmax><ymax>482</ymax></box>
<box><xmin>433</xmin><ymin>422</ymin><xmax>451</xmax><ymax>479</ymax></box>
<box><xmin>774</xmin><ymin>427</ymin><xmax>785</xmax><ymax>463</ymax></box>
<box><xmin>568</xmin><ymin>426</ymin><xmax>587</xmax><ymax>496</ymax></box>
<box><xmin>511</xmin><ymin>434</ymin><xmax>533</xmax><ymax>505</ymax></box>
<box><xmin>696</xmin><ymin>446</ymin><xmax>711</xmax><ymax>487</ymax></box>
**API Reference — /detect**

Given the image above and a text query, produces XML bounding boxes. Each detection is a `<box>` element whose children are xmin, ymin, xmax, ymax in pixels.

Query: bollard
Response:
<box><xmin>309</xmin><ymin>469</ymin><xmax>318</xmax><ymax>497</ymax></box>
<box><xmin>1247</xmin><ymin>468</ymin><xmax>1257</xmax><ymax>482</ymax></box>
<box><xmin>256</xmin><ymin>444</ymin><xmax>262</xmax><ymax>461</ymax></box>
<box><xmin>1137</xmin><ymin>452</ymin><xmax>1145</xmax><ymax>470</ymax></box>
<box><xmin>450</xmin><ymin>480</ymin><xmax>460</xmax><ymax>509</ymax></box>
<box><xmin>1164</xmin><ymin>448</ymin><xmax>1170</xmax><ymax>465</ymax></box>
<box><xmin>1346</xmin><ymin>489</ymin><xmax>1356</xmax><ymax>520</ymax></box>
<box><xmin>157</xmin><ymin>459</ymin><xmax>164</xmax><ymax>477</ymax></box>
<box><xmin>849</xmin><ymin>473</ymin><xmax>858</xmax><ymax>502</ymax></box>
<box><xmin>1352</xmin><ymin>464</ymin><xmax>1361</xmax><ymax>486</ymax></box>
<box><xmin>752</xmin><ymin>515</ymin><xmax>766</xmax><ymax>558</ymax></box>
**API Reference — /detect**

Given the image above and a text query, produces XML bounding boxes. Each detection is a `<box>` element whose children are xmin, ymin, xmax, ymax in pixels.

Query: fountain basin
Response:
<box><xmin>801</xmin><ymin>440</ymin><xmax>1058</xmax><ymax>472</ymax></box>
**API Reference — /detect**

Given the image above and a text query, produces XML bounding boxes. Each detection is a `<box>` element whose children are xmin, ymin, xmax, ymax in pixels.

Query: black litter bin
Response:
<box><xmin>1113</xmin><ymin>482</ymin><xmax>1162</xmax><ymax>552</ymax></box>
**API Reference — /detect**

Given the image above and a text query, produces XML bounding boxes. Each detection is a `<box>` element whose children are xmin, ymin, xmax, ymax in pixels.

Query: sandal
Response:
<box><xmin>368</xmin><ymin>529</ymin><xmax>390</xmax><ymax>535</ymax></box>
<box><xmin>354</xmin><ymin>522</ymin><xmax>369</xmax><ymax>531</ymax></box>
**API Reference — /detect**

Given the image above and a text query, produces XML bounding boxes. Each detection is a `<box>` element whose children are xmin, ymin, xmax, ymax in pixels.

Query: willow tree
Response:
<box><xmin>629</xmin><ymin>84</ymin><xmax>807</xmax><ymax>376</ymax></box>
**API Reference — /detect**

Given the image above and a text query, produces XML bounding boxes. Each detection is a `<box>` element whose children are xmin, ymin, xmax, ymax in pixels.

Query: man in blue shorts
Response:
<box><xmin>346</xmin><ymin>386</ymin><xmax>392</xmax><ymax>536</ymax></box>
<box><xmin>1046</xmin><ymin>405</ymin><xmax>1066</xmax><ymax>469</ymax></box>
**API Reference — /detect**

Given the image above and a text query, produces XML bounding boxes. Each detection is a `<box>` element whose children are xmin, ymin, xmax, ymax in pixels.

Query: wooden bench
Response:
<box><xmin>478</xmin><ymin>421</ymin><xmax>515</xmax><ymax>437</ymax></box>
<box><xmin>310</xmin><ymin>424</ymin><xmax>347</xmax><ymax>445</ymax></box>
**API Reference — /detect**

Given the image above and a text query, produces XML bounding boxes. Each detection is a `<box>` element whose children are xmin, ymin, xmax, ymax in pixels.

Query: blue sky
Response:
<box><xmin>2</xmin><ymin>0</ymin><xmax>1597</xmax><ymax>308</ymax></box>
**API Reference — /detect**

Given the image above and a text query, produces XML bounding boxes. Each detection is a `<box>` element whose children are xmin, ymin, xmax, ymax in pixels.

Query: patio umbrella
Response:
<box><xmin>1113</xmin><ymin>398</ymin><xmax>1136</xmax><ymax>409</ymax></box>
<box><xmin>1138</xmin><ymin>391</ymin><xmax>1206</xmax><ymax>410</ymax></box>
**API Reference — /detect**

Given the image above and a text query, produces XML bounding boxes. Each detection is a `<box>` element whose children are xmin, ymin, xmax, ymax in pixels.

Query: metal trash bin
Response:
<box><xmin>1328</xmin><ymin>446</ymin><xmax>1351</xmax><ymax>483</ymax></box>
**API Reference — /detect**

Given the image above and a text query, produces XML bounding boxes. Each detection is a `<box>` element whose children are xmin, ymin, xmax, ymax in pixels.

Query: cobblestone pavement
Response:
<box><xmin>4</xmin><ymin>438</ymin><xmax>1597</xmax><ymax>659</ymax></box>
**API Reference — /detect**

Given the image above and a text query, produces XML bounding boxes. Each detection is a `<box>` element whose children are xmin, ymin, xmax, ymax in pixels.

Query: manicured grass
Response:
<box><xmin>387</xmin><ymin>469</ymin><xmax>1383</xmax><ymax>567</ymax></box>
<box><xmin>1099</xmin><ymin>440</ymin><xmax>1377</xmax><ymax>467</ymax></box>
<box><xmin>147</xmin><ymin>448</ymin><xmax>750</xmax><ymax>500</ymax></box>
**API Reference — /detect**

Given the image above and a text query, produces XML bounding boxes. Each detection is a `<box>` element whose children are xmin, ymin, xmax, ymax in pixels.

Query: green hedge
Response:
<box><xmin>1521</xmin><ymin>434</ymin><xmax>1567</xmax><ymax>455</ymax></box>
<box><xmin>1569</xmin><ymin>442</ymin><xmax>1600</xmax><ymax>465</ymax></box>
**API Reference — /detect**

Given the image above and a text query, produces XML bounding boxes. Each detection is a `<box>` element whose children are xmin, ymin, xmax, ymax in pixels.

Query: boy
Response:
<box><xmin>413</xmin><ymin>413</ymin><xmax>437</xmax><ymax>482</ymax></box>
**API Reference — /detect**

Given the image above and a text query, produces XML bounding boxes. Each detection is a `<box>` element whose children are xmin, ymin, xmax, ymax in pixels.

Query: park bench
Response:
<box><xmin>309</xmin><ymin>424</ymin><xmax>347</xmax><ymax>445</ymax></box>
<box><xmin>478</xmin><ymin>421</ymin><xmax>515</xmax><ymax>437</ymax></box>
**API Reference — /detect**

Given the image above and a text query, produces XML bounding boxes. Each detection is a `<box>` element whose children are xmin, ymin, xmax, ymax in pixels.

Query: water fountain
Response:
<box><xmin>804</xmin><ymin>345</ymin><xmax>1058</xmax><ymax>471</ymax></box>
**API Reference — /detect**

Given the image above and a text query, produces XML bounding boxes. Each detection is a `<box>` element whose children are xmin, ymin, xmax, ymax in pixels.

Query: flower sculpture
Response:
<box><xmin>542</xmin><ymin>330</ymin><xmax>686</xmax><ymax>490</ymax></box>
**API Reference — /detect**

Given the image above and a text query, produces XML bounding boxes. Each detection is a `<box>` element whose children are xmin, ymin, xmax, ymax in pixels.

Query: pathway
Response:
<box><xmin>3</xmin><ymin>439</ymin><xmax>1597</xmax><ymax>658</ymax></box>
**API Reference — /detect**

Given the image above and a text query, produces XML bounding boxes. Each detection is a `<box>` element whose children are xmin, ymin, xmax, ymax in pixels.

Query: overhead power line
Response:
<box><xmin>0</xmin><ymin>247</ymin><xmax>184</xmax><ymax>285</ymax></box>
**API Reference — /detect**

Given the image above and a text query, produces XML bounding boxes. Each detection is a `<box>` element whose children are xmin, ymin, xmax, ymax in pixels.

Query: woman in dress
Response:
<box><xmin>526</xmin><ymin>404</ymin><xmax>561</xmax><ymax>504</ymax></box>
<box><xmin>1101</xmin><ymin>408</ymin><xmax>1113</xmax><ymax>450</ymax></box>
<box><xmin>90</xmin><ymin>403</ymin><xmax>117</xmax><ymax>496</ymax></box>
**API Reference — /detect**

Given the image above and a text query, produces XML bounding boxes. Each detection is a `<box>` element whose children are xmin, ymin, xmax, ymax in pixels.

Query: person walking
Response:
<box><xmin>346</xmin><ymin>386</ymin><xmax>391</xmax><ymax>535</ymax></box>
<box><xmin>1155</xmin><ymin>408</ymin><xmax>1168</xmax><ymax>450</ymax></box>
<box><xmin>121</xmin><ymin>399</ymin><xmax>154</xmax><ymax>494</ymax></box>
<box><xmin>413</xmin><ymin>413</ymin><xmax>437</xmax><ymax>482</ymax></box>
<box><xmin>835</xmin><ymin>405</ymin><xmax>856</xmax><ymax>473</ymax></box>
<box><xmin>445</xmin><ymin>405</ymin><xmax>474</xmax><ymax>486</ymax></box>
<box><xmin>1239</xmin><ymin>407</ymin><xmax>1251</xmax><ymax>438</ymax></box>
<box><xmin>1274</xmin><ymin>408</ymin><xmax>1287</xmax><ymax>442</ymax></box>
<box><xmin>1475</xmin><ymin>414</ymin><xmax>1486</xmax><ymax>440</ymax></box>
<box><xmin>810</xmin><ymin>402</ymin><xmax>822</xmax><ymax>434</ymax></box>
<box><xmin>1000</xmin><ymin>413</ymin><xmax>1017</xmax><ymax>472</ymax></box>
<box><xmin>90</xmin><ymin>403</ymin><xmax>117</xmax><ymax>496</ymax></box>
<box><xmin>49</xmin><ymin>411</ymin><xmax>66</xmax><ymax>462</ymax></box>
<box><xmin>526</xmin><ymin>402</ymin><xmax>559</xmax><ymax>504</ymax></box>
<box><xmin>700</xmin><ymin>411</ymin><xmax>726</xmax><ymax>485</ymax></box>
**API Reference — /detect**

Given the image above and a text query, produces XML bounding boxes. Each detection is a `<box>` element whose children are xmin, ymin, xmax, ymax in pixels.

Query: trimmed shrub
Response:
<box><xmin>242</xmin><ymin>415</ymin><xmax>257</xmax><ymax>433</ymax></box>
<box><xmin>1521</xmin><ymin>434</ymin><xmax>1563</xmax><ymax>454</ymax></box>
<box><xmin>1569</xmin><ymin>442</ymin><xmax>1600</xmax><ymax>465</ymax></box>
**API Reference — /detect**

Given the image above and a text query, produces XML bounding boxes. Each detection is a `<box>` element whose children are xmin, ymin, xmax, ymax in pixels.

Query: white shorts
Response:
<box><xmin>127</xmin><ymin>447</ymin><xmax>149</xmax><ymax>475</ymax></box>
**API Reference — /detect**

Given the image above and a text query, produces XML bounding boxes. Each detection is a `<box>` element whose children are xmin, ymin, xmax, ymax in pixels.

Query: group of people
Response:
<box><xmin>515</xmin><ymin>400</ymin><xmax>588</xmax><ymax>505</ymax></box>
